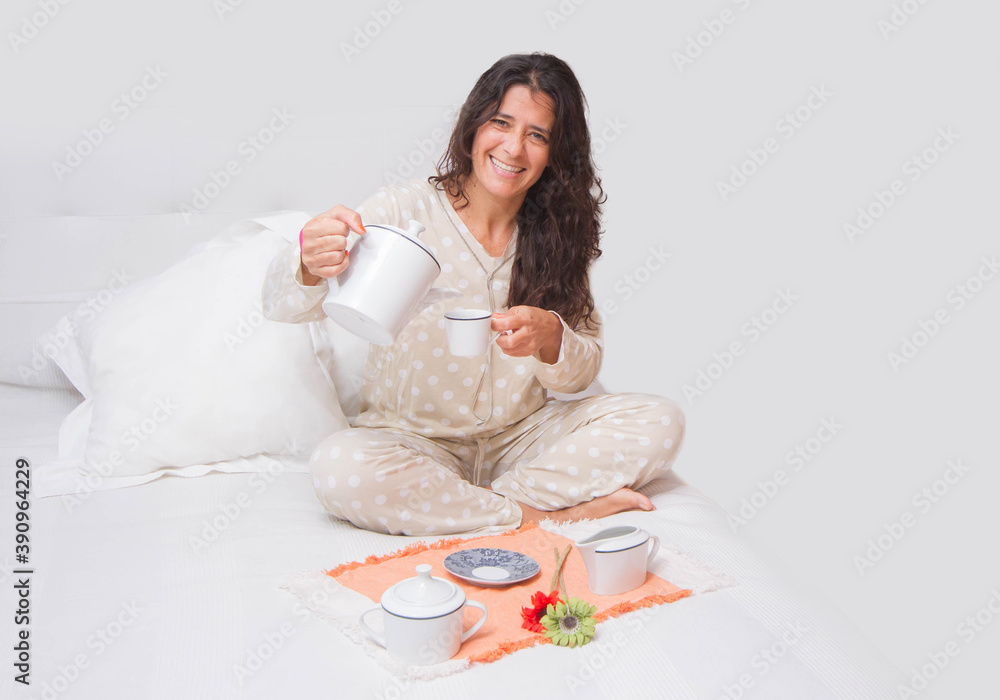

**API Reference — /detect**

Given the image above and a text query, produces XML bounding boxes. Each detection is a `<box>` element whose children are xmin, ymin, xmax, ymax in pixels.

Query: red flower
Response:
<box><xmin>521</xmin><ymin>590</ymin><xmax>563</xmax><ymax>633</ymax></box>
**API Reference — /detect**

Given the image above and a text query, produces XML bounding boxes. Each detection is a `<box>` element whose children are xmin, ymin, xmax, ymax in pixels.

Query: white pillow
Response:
<box><xmin>0</xmin><ymin>295</ymin><xmax>84</xmax><ymax>390</ymax></box>
<box><xmin>48</xmin><ymin>213</ymin><xmax>349</xmax><ymax>480</ymax></box>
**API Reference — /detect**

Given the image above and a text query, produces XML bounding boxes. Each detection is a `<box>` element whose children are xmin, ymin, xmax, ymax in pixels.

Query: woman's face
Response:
<box><xmin>467</xmin><ymin>84</ymin><xmax>555</xmax><ymax>207</ymax></box>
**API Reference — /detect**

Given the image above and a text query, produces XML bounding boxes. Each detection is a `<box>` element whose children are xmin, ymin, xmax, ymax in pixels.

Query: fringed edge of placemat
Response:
<box><xmin>467</xmin><ymin>634</ymin><xmax>549</xmax><ymax>664</ymax></box>
<box><xmin>464</xmin><ymin>589</ymin><xmax>694</xmax><ymax>664</ymax></box>
<box><xmin>593</xmin><ymin>588</ymin><xmax>693</xmax><ymax>622</ymax></box>
<box><xmin>324</xmin><ymin>521</ymin><xmax>541</xmax><ymax>578</ymax></box>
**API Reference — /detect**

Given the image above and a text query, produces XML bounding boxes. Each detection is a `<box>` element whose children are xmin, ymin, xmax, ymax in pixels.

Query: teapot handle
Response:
<box><xmin>646</xmin><ymin>535</ymin><xmax>661</xmax><ymax>568</ymax></box>
<box><xmin>358</xmin><ymin>607</ymin><xmax>387</xmax><ymax>649</ymax></box>
<box><xmin>460</xmin><ymin>601</ymin><xmax>488</xmax><ymax>643</ymax></box>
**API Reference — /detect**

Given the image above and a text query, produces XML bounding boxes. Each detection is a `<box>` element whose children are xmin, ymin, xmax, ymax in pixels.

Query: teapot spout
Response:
<box><xmin>418</xmin><ymin>287</ymin><xmax>461</xmax><ymax>314</ymax></box>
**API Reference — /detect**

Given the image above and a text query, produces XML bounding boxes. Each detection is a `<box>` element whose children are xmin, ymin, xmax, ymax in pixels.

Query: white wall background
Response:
<box><xmin>2</xmin><ymin>1</ymin><xmax>997</xmax><ymax>698</ymax></box>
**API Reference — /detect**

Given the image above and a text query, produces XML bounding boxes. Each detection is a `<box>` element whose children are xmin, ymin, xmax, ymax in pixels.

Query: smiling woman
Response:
<box><xmin>430</xmin><ymin>53</ymin><xmax>603</xmax><ymax>332</ymax></box>
<box><xmin>460</xmin><ymin>86</ymin><xmax>555</xmax><ymax>217</ymax></box>
<box><xmin>263</xmin><ymin>52</ymin><xmax>687</xmax><ymax>536</ymax></box>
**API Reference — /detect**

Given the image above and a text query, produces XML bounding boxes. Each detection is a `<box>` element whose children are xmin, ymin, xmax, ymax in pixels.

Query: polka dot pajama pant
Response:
<box><xmin>308</xmin><ymin>393</ymin><xmax>685</xmax><ymax>536</ymax></box>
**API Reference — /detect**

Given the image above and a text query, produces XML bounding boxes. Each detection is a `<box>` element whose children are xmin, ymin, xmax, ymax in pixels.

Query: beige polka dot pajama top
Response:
<box><xmin>262</xmin><ymin>178</ymin><xmax>685</xmax><ymax>535</ymax></box>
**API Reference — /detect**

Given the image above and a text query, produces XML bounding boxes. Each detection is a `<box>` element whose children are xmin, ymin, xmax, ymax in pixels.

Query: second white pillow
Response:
<box><xmin>74</xmin><ymin>217</ymin><xmax>348</xmax><ymax>477</ymax></box>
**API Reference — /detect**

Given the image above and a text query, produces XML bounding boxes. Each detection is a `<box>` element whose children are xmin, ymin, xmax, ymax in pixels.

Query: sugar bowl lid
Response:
<box><xmin>380</xmin><ymin>564</ymin><xmax>466</xmax><ymax>619</ymax></box>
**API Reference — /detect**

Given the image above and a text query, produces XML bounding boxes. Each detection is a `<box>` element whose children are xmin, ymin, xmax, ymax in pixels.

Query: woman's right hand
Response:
<box><xmin>299</xmin><ymin>205</ymin><xmax>367</xmax><ymax>286</ymax></box>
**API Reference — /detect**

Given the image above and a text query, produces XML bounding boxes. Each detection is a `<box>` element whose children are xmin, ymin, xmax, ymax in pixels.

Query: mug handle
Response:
<box><xmin>646</xmin><ymin>535</ymin><xmax>661</xmax><ymax>568</ymax></box>
<box><xmin>460</xmin><ymin>601</ymin><xmax>489</xmax><ymax>643</ymax></box>
<box><xmin>485</xmin><ymin>329</ymin><xmax>514</xmax><ymax>347</ymax></box>
<box><xmin>358</xmin><ymin>607</ymin><xmax>387</xmax><ymax>648</ymax></box>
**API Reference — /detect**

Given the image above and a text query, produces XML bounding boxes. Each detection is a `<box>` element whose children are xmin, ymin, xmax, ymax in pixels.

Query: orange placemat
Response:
<box><xmin>326</xmin><ymin>522</ymin><xmax>692</xmax><ymax>665</ymax></box>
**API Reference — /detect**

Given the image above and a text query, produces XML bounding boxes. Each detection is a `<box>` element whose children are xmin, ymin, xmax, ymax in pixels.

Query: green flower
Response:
<box><xmin>539</xmin><ymin>597</ymin><xmax>597</xmax><ymax>647</ymax></box>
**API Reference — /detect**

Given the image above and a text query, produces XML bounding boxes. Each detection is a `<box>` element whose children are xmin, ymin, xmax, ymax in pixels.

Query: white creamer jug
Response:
<box><xmin>575</xmin><ymin>526</ymin><xmax>660</xmax><ymax>596</ymax></box>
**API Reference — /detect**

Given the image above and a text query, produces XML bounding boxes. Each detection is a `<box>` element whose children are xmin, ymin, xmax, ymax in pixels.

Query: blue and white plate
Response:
<box><xmin>443</xmin><ymin>548</ymin><xmax>540</xmax><ymax>587</ymax></box>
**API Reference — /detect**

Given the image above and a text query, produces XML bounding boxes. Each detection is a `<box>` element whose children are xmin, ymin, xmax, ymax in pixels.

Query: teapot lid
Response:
<box><xmin>365</xmin><ymin>220</ymin><xmax>440</xmax><ymax>271</ymax></box>
<box><xmin>381</xmin><ymin>564</ymin><xmax>466</xmax><ymax>619</ymax></box>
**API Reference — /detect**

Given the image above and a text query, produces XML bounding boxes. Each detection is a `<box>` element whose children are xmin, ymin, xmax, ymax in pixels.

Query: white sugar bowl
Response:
<box><xmin>359</xmin><ymin>564</ymin><xmax>488</xmax><ymax>665</ymax></box>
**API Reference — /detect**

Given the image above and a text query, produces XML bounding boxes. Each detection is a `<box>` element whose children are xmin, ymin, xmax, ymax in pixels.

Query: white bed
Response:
<box><xmin>0</xmin><ymin>206</ymin><xmax>916</xmax><ymax>697</ymax></box>
<box><xmin>2</xmin><ymin>378</ymin><xmax>915</xmax><ymax>700</ymax></box>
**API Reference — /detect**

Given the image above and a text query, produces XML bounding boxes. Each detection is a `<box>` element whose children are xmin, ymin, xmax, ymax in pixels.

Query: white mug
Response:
<box><xmin>445</xmin><ymin>309</ymin><xmax>496</xmax><ymax>356</ymax></box>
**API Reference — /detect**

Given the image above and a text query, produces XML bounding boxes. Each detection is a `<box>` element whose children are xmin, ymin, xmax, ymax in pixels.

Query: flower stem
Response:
<box><xmin>550</xmin><ymin>544</ymin><xmax>572</xmax><ymax>601</ymax></box>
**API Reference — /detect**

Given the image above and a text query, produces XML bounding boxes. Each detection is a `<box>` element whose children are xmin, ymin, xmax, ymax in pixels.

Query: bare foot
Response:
<box><xmin>517</xmin><ymin>488</ymin><xmax>654</xmax><ymax>526</ymax></box>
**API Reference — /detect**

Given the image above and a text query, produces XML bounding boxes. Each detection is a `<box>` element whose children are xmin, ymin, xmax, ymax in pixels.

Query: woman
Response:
<box><xmin>262</xmin><ymin>53</ymin><xmax>685</xmax><ymax>535</ymax></box>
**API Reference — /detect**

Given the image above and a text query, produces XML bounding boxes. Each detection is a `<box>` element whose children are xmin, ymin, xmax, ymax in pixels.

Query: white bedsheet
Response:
<box><xmin>0</xmin><ymin>384</ymin><xmax>922</xmax><ymax>700</ymax></box>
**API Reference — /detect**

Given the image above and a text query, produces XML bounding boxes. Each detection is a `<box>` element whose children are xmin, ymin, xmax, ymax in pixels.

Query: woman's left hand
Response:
<box><xmin>491</xmin><ymin>306</ymin><xmax>563</xmax><ymax>364</ymax></box>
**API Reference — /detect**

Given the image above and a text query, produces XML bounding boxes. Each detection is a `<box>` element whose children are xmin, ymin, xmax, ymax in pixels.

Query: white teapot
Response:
<box><xmin>358</xmin><ymin>564</ymin><xmax>488</xmax><ymax>666</ymax></box>
<box><xmin>322</xmin><ymin>220</ymin><xmax>459</xmax><ymax>346</ymax></box>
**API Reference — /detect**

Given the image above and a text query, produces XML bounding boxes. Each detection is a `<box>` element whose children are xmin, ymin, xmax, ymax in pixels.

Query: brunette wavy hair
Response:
<box><xmin>429</xmin><ymin>53</ymin><xmax>605</xmax><ymax>330</ymax></box>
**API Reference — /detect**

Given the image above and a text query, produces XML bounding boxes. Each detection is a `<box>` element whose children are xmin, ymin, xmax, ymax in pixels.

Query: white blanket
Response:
<box><xmin>2</xmin><ymin>384</ymin><xmax>917</xmax><ymax>700</ymax></box>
